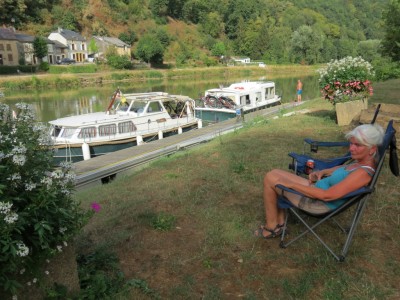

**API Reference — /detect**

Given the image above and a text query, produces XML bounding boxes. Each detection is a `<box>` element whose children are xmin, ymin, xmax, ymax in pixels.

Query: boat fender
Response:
<box><xmin>158</xmin><ymin>130</ymin><xmax>163</xmax><ymax>139</ymax></box>
<box><xmin>198</xmin><ymin>119</ymin><xmax>203</xmax><ymax>129</ymax></box>
<box><xmin>82</xmin><ymin>143</ymin><xmax>91</xmax><ymax>160</ymax></box>
<box><xmin>137</xmin><ymin>135</ymin><xmax>144</xmax><ymax>145</ymax></box>
<box><xmin>178</xmin><ymin>127</ymin><xmax>183</xmax><ymax>134</ymax></box>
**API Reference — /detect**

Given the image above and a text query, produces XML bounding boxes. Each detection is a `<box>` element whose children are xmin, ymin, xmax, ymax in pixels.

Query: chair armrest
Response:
<box><xmin>304</xmin><ymin>138</ymin><xmax>350</xmax><ymax>148</ymax></box>
<box><xmin>275</xmin><ymin>184</ymin><xmax>373</xmax><ymax>200</ymax></box>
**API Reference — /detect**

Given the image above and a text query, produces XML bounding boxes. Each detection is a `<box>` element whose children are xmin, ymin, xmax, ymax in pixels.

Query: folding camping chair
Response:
<box><xmin>277</xmin><ymin>120</ymin><xmax>397</xmax><ymax>262</ymax></box>
<box><xmin>288</xmin><ymin>104</ymin><xmax>381</xmax><ymax>175</ymax></box>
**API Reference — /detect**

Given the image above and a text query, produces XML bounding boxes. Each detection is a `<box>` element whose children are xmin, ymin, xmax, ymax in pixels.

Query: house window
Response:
<box><xmin>8</xmin><ymin>54</ymin><xmax>13</xmax><ymax>62</ymax></box>
<box><xmin>78</xmin><ymin>127</ymin><xmax>97</xmax><ymax>139</ymax></box>
<box><xmin>99</xmin><ymin>124</ymin><xmax>117</xmax><ymax>137</ymax></box>
<box><xmin>71</xmin><ymin>44</ymin><xmax>75</xmax><ymax>50</ymax></box>
<box><xmin>118</xmin><ymin>121</ymin><xmax>136</xmax><ymax>133</ymax></box>
<box><xmin>6</xmin><ymin>44</ymin><xmax>11</xmax><ymax>51</ymax></box>
<box><xmin>0</xmin><ymin>44</ymin><xmax>4</xmax><ymax>51</ymax></box>
<box><xmin>82</xmin><ymin>43</ymin><xmax>85</xmax><ymax>51</ymax></box>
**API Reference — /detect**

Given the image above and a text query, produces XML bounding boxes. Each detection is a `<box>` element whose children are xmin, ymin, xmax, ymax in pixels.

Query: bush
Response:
<box><xmin>317</xmin><ymin>56</ymin><xmax>375</xmax><ymax>105</ymax></box>
<box><xmin>106</xmin><ymin>55</ymin><xmax>133</xmax><ymax>70</ymax></box>
<box><xmin>0</xmin><ymin>103</ymin><xmax>90</xmax><ymax>296</ymax></box>
<box><xmin>39</xmin><ymin>62</ymin><xmax>50</xmax><ymax>71</ymax></box>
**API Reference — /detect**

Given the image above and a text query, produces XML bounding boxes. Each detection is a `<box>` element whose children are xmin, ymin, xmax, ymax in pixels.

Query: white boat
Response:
<box><xmin>195</xmin><ymin>81</ymin><xmax>281</xmax><ymax>122</ymax></box>
<box><xmin>49</xmin><ymin>90</ymin><xmax>202</xmax><ymax>163</ymax></box>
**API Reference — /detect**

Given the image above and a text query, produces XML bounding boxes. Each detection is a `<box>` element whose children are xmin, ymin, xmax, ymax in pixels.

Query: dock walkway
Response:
<box><xmin>74</xmin><ymin>102</ymin><xmax>303</xmax><ymax>188</ymax></box>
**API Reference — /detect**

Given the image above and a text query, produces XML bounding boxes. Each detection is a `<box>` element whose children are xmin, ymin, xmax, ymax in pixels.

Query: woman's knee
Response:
<box><xmin>264</xmin><ymin>169</ymin><xmax>281</xmax><ymax>185</ymax></box>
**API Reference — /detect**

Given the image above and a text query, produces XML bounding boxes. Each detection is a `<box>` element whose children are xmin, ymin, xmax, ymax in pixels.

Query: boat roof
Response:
<box><xmin>206</xmin><ymin>81</ymin><xmax>275</xmax><ymax>93</ymax></box>
<box><xmin>123</xmin><ymin>92</ymin><xmax>192</xmax><ymax>103</ymax></box>
<box><xmin>49</xmin><ymin>112</ymin><xmax>130</xmax><ymax>127</ymax></box>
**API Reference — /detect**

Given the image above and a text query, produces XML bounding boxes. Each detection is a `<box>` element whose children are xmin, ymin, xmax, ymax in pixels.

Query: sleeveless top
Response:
<box><xmin>315</xmin><ymin>165</ymin><xmax>375</xmax><ymax>209</ymax></box>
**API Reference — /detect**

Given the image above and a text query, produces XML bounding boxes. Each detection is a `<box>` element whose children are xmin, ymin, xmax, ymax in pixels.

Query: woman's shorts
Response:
<box><xmin>298</xmin><ymin>197</ymin><xmax>331</xmax><ymax>214</ymax></box>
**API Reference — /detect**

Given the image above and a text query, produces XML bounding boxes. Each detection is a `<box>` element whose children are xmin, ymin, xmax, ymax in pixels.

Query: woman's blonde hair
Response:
<box><xmin>345</xmin><ymin>123</ymin><xmax>385</xmax><ymax>148</ymax></box>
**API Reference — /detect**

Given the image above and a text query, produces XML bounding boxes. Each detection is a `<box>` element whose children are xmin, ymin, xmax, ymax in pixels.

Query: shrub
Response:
<box><xmin>317</xmin><ymin>56</ymin><xmax>375</xmax><ymax>105</ymax></box>
<box><xmin>0</xmin><ymin>103</ymin><xmax>90</xmax><ymax>296</ymax></box>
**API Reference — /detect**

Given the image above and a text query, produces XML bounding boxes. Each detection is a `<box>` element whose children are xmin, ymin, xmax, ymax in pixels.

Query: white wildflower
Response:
<box><xmin>59</xmin><ymin>227</ymin><xmax>67</xmax><ymax>234</ymax></box>
<box><xmin>57</xmin><ymin>245</ymin><xmax>63</xmax><ymax>252</ymax></box>
<box><xmin>20</xmin><ymin>268</ymin><xmax>26</xmax><ymax>275</ymax></box>
<box><xmin>63</xmin><ymin>241</ymin><xmax>68</xmax><ymax>247</ymax></box>
<box><xmin>12</xmin><ymin>154</ymin><xmax>26</xmax><ymax>166</ymax></box>
<box><xmin>4</xmin><ymin>212</ymin><xmax>18</xmax><ymax>224</ymax></box>
<box><xmin>25</xmin><ymin>182</ymin><xmax>37</xmax><ymax>191</ymax></box>
<box><xmin>0</xmin><ymin>202</ymin><xmax>13</xmax><ymax>214</ymax></box>
<box><xmin>16</xmin><ymin>241</ymin><xmax>29</xmax><ymax>257</ymax></box>
<box><xmin>33</xmin><ymin>278</ymin><xmax>37</xmax><ymax>283</ymax></box>
<box><xmin>44</xmin><ymin>270</ymin><xmax>49</xmax><ymax>275</ymax></box>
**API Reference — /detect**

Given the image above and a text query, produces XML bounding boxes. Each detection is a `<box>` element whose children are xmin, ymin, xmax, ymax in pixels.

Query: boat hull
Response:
<box><xmin>53</xmin><ymin>123</ymin><xmax>197</xmax><ymax>164</ymax></box>
<box><xmin>195</xmin><ymin>101</ymin><xmax>281</xmax><ymax>122</ymax></box>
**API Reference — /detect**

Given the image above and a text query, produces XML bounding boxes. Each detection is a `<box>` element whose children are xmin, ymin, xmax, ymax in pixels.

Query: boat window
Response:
<box><xmin>78</xmin><ymin>127</ymin><xmax>97</xmax><ymax>139</ymax></box>
<box><xmin>265</xmin><ymin>87</ymin><xmax>274</xmax><ymax>99</ymax></box>
<box><xmin>52</xmin><ymin>125</ymin><xmax>62</xmax><ymax>138</ymax></box>
<box><xmin>99</xmin><ymin>124</ymin><xmax>117</xmax><ymax>137</ymax></box>
<box><xmin>241</xmin><ymin>95</ymin><xmax>250</xmax><ymax>105</ymax></box>
<box><xmin>147</xmin><ymin>101</ymin><xmax>162</xmax><ymax>113</ymax></box>
<box><xmin>61</xmin><ymin>127</ymin><xmax>77</xmax><ymax>138</ymax></box>
<box><xmin>255</xmin><ymin>92</ymin><xmax>261</xmax><ymax>102</ymax></box>
<box><xmin>118</xmin><ymin>121</ymin><xmax>137</xmax><ymax>133</ymax></box>
<box><xmin>129</xmin><ymin>101</ymin><xmax>146</xmax><ymax>113</ymax></box>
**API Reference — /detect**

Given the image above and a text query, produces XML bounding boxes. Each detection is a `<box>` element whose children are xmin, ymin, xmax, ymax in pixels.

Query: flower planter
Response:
<box><xmin>335</xmin><ymin>98</ymin><xmax>368</xmax><ymax>126</ymax></box>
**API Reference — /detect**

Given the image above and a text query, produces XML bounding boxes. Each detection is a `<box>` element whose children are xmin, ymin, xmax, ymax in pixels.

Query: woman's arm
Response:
<box><xmin>280</xmin><ymin>168</ymin><xmax>372</xmax><ymax>201</ymax></box>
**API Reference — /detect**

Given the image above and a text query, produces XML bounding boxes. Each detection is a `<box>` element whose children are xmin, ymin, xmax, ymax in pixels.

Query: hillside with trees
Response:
<box><xmin>1</xmin><ymin>0</ymin><xmax>399</xmax><ymax>72</ymax></box>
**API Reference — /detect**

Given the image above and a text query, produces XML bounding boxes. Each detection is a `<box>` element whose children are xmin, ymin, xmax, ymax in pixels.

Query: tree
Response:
<box><xmin>88</xmin><ymin>39</ymin><xmax>99</xmax><ymax>57</ymax></box>
<box><xmin>291</xmin><ymin>25</ymin><xmax>324</xmax><ymax>64</ymax></box>
<box><xmin>381</xmin><ymin>0</ymin><xmax>400</xmax><ymax>61</ymax></box>
<box><xmin>33</xmin><ymin>36</ymin><xmax>48</xmax><ymax>63</ymax></box>
<box><xmin>119</xmin><ymin>30</ymin><xmax>137</xmax><ymax>45</ymax></box>
<box><xmin>211</xmin><ymin>41</ymin><xmax>226</xmax><ymax>57</ymax></box>
<box><xmin>135</xmin><ymin>34</ymin><xmax>165</xmax><ymax>65</ymax></box>
<box><xmin>199</xmin><ymin>12</ymin><xmax>225</xmax><ymax>38</ymax></box>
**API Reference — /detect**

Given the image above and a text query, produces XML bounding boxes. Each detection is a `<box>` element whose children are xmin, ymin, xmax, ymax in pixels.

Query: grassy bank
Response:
<box><xmin>0</xmin><ymin>64</ymin><xmax>317</xmax><ymax>91</ymax></box>
<box><xmin>73</xmin><ymin>98</ymin><xmax>399</xmax><ymax>299</ymax></box>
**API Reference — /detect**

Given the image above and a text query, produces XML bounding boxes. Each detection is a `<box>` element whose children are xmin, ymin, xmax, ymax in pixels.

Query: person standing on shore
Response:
<box><xmin>296</xmin><ymin>79</ymin><xmax>303</xmax><ymax>102</ymax></box>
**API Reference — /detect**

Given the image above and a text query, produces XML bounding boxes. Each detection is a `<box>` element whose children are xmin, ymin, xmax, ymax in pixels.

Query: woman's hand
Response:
<box><xmin>309</xmin><ymin>170</ymin><xmax>323</xmax><ymax>183</ymax></box>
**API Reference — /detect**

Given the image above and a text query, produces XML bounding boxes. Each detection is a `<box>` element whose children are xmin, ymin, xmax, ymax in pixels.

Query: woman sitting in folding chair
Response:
<box><xmin>255</xmin><ymin>123</ymin><xmax>385</xmax><ymax>239</ymax></box>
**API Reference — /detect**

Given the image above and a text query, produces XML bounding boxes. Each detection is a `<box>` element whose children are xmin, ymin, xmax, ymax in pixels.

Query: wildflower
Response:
<box><xmin>45</xmin><ymin>271</ymin><xmax>49</xmax><ymax>275</ymax></box>
<box><xmin>0</xmin><ymin>202</ymin><xmax>13</xmax><ymax>214</ymax></box>
<box><xmin>63</xmin><ymin>241</ymin><xmax>68</xmax><ymax>247</ymax></box>
<box><xmin>16</xmin><ymin>241</ymin><xmax>29</xmax><ymax>257</ymax></box>
<box><xmin>4</xmin><ymin>212</ymin><xmax>19</xmax><ymax>224</ymax></box>
<box><xmin>12</xmin><ymin>295</ymin><xmax>18</xmax><ymax>300</ymax></box>
<box><xmin>20</xmin><ymin>268</ymin><xmax>26</xmax><ymax>275</ymax></box>
<box><xmin>90</xmin><ymin>202</ymin><xmax>101</xmax><ymax>213</ymax></box>
<box><xmin>33</xmin><ymin>278</ymin><xmax>37</xmax><ymax>283</ymax></box>
<box><xmin>57</xmin><ymin>245</ymin><xmax>63</xmax><ymax>252</ymax></box>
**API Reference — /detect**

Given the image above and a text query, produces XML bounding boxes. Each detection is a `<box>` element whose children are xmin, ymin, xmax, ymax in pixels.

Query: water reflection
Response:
<box><xmin>2</xmin><ymin>75</ymin><xmax>320</xmax><ymax>122</ymax></box>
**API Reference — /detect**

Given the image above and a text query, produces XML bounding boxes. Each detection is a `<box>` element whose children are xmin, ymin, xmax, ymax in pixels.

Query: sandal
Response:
<box><xmin>254</xmin><ymin>225</ymin><xmax>283</xmax><ymax>239</ymax></box>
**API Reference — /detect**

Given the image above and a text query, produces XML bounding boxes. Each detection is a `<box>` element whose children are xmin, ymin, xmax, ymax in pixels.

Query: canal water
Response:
<box><xmin>1</xmin><ymin>74</ymin><xmax>320</xmax><ymax>122</ymax></box>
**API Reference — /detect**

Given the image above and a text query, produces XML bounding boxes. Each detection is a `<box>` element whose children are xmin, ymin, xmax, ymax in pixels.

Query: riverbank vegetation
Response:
<box><xmin>0</xmin><ymin>64</ymin><xmax>318</xmax><ymax>91</ymax></box>
<box><xmin>70</xmin><ymin>98</ymin><xmax>399</xmax><ymax>299</ymax></box>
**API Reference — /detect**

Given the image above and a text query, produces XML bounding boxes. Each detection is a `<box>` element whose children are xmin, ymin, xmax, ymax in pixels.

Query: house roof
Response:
<box><xmin>93</xmin><ymin>36</ymin><xmax>130</xmax><ymax>47</ymax></box>
<box><xmin>52</xmin><ymin>40</ymin><xmax>68</xmax><ymax>48</ymax></box>
<box><xmin>0</xmin><ymin>28</ymin><xmax>17</xmax><ymax>40</ymax></box>
<box><xmin>54</xmin><ymin>28</ymin><xmax>86</xmax><ymax>41</ymax></box>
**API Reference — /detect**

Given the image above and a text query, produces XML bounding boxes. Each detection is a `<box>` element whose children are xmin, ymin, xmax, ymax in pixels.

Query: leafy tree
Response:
<box><xmin>33</xmin><ymin>36</ymin><xmax>48</xmax><ymax>63</ymax></box>
<box><xmin>357</xmin><ymin>40</ymin><xmax>381</xmax><ymax>62</ymax></box>
<box><xmin>291</xmin><ymin>25</ymin><xmax>324</xmax><ymax>64</ymax></box>
<box><xmin>182</xmin><ymin>0</ymin><xmax>209</xmax><ymax>23</ymax></box>
<box><xmin>199</xmin><ymin>12</ymin><xmax>225</xmax><ymax>38</ymax></box>
<box><xmin>135</xmin><ymin>33</ymin><xmax>165</xmax><ymax>65</ymax></box>
<box><xmin>88</xmin><ymin>39</ymin><xmax>99</xmax><ymax>56</ymax></box>
<box><xmin>119</xmin><ymin>30</ymin><xmax>137</xmax><ymax>45</ymax></box>
<box><xmin>381</xmin><ymin>0</ymin><xmax>400</xmax><ymax>61</ymax></box>
<box><xmin>211</xmin><ymin>41</ymin><xmax>226</xmax><ymax>57</ymax></box>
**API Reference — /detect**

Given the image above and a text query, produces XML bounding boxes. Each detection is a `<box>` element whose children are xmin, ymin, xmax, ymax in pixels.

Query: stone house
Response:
<box><xmin>90</xmin><ymin>36</ymin><xmax>131</xmax><ymax>59</ymax></box>
<box><xmin>48</xmin><ymin>28</ymin><xmax>88</xmax><ymax>62</ymax></box>
<box><xmin>0</xmin><ymin>27</ymin><xmax>19</xmax><ymax>66</ymax></box>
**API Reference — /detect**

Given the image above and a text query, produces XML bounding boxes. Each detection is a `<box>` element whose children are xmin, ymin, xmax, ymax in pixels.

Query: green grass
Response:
<box><xmin>72</xmin><ymin>98</ymin><xmax>399</xmax><ymax>299</ymax></box>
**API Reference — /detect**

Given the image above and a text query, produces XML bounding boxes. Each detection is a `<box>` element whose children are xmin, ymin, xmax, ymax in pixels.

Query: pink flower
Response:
<box><xmin>90</xmin><ymin>202</ymin><xmax>101</xmax><ymax>213</ymax></box>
